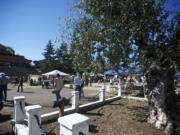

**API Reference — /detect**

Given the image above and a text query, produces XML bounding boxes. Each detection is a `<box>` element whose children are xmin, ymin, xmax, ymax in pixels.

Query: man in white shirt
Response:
<box><xmin>74</xmin><ymin>73</ymin><xmax>82</xmax><ymax>98</ymax></box>
<box><xmin>110</xmin><ymin>78</ymin><xmax>113</xmax><ymax>86</ymax></box>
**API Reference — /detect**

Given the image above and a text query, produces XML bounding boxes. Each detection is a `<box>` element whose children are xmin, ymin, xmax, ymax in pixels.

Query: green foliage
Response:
<box><xmin>56</xmin><ymin>42</ymin><xmax>73</xmax><ymax>74</ymax></box>
<box><xmin>40</xmin><ymin>60</ymin><xmax>53</xmax><ymax>73</ymax></box>
<box><xmin>42</xmin><ymin>40</ymin><xmax>55</xmax><ymax>62</ymax></box>
<box><xmin>176</xmin><ymin>126</ymin><xmax>180</xmax><ymax>135</ymax></box>
<box><xmin>73</xmin><ymin>0</ymin><xmax>180</xmax><ymax>73</ymax></box>
<box><xmin>39</xmin><ymin>41</ymin><xmax>74</xmax><ymax>74</ymax></box>
<box><xmin>0</xmin><ymin>44</ymin><xmax>15</xmax><ymax>56</ymax></box>
<box><xmin>41</xmin><ymin>40</ymin><xmax>56</xmax><ymax>72</ymax></box>
<box><xmin>70</xmin><ymin>17</ymin><xmax>96</xmax><ymax>72</ymax></box>
<box><xmin>93</xmin><ymin>52</ymin><xmax>106</xmax><ymax>74</ymax></box>
<box><xmin>52</xmin><ymin>0</ymin><xmax>180</xmax><ymax>76</ymax></box>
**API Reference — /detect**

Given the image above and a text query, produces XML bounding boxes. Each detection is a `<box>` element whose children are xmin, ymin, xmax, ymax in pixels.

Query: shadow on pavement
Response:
<box><xmin>84</xmin><ymin>112</ymin><xmax>103</xmax><ymax>116</ymax></box>
<box><xmin>80</xmin><ymin>97</ymin><xmax>99</xmax><ymax>102</ymax></box>
<box><xmin>108</xmin><ymin>103</ymin><xmax>124</xmax><ymax>106</ymax></box>
<box><xmin>22</xmin><ymin>91</ymin><xmax>34</xmax><ymax>94</ymax></box>
<box><xmin>89</xmin><ymin>124</ymin><xmax>98</xmax><ymax>133</ymax></box>
<box><xmin>0</xmin><ymin>114</ymin><xmax>12</xmax><ymax>123</ymax></box>
<box><xmin>4</xmin><ymin>100</ymin><xmax>14</xmax><ymax>107</ymax></box>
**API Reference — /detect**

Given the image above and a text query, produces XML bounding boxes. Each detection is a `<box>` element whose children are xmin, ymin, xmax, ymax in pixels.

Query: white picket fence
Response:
<box><xmin>12</xmin><ymin>84</ymin><xmax>123</xmax><ymax>135</ymax></box>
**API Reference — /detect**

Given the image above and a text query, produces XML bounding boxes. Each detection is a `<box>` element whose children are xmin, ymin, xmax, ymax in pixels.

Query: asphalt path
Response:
<box><xmin>6</xmin><ymin>86</ymin><xmax>99</xmax><ymax>104</ymax></box>
<box><xmin>0</xmin><ymin>84</ymin><xmax>111</xmax><ymax>135</ymax></box>
<box><xmin>2</xmin><ymin>85</ymin><xmax>101</xmax><ymax>114</ymax></box>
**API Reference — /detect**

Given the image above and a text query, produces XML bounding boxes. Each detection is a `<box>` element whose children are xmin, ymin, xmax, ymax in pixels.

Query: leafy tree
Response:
<box><xmin>73</xmin><ymin>0</ymin><xmax>180</xmax><ymax>133</ymax></box>
<box><xmin>93</xmin><ymin>52</ymin><xmax>106</xmax><ymax>74</ymax></box>
<box><xmin>70</xmin><ymin>17</ymin><xmax>95</xmax><ymax>72</ymax></box>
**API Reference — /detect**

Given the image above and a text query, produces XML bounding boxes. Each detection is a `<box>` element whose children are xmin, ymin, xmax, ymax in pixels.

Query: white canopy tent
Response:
<box><xmin>89</xmin><ymin>72</ymin><xmax>104</xmax><ymax>77</ymax></box>
<box><xmin>42</xmin><ymin>70</ymin><xmax>70</xmax><ymax>76</ymax></box>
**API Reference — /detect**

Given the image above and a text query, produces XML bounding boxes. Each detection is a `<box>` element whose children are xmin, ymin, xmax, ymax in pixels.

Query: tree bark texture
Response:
<box><xmin>146</xmin><ymin>66</ymin><xmax>178</xmax><ymax>135</ymax></box>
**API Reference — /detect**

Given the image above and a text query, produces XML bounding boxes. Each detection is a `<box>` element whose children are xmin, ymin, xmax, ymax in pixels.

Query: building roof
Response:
<box><xmin>0</xmin><ymin>55</ymin><xmax>31</xmax><ymax>64</ymax></box>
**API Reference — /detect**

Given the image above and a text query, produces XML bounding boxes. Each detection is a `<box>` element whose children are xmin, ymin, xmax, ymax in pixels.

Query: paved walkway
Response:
<box><xmin>1</xmin><ymin>84</ymin><xmax>102</xmax><ymax>114</ymax></box>
<box><xmin>7</xmin><ymin>85</ymin><xmax>100</xmax><ymax>103</ymax></box>
<box><xmin>0</xmin><ymin>83</ymin><xmax>119</xmax><ymax>134</ymax></box>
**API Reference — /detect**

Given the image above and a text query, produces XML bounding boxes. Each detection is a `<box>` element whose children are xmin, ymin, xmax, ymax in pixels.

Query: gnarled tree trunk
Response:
<box><xmin>146</xmin><ymin>66</ymin><xmax>178</xmax><ymax>135</ymax></box>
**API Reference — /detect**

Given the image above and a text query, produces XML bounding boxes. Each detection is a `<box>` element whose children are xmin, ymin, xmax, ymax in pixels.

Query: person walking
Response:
<box><xmin>74</xmin><ymin>73</ymin><xmax>82</xmax><ymax>98</ymax></box>
<box><xmin>15</xmin><ymin>76</ymin><xmax>18</xmax><ymax>86</ymax></box>
<box><xmin>0</xmin><ymin>73</ymin><xmax>5</xmax><ymax>110</ymax></box>
<box><xmin>3</xmin><ymin>74</ymin><xmax>8</xmax><ymax>102</ymax></box>
<box><xmin>110</xmin><ymin>78</ymin><xmax>113</xmax><ymax>87</ymax></box>
<box><xmin>53</xmin><ymin>74</ymin><xmax>64</xmax><ymax>102</ymax></box>
<box><xmin>0</xmin><ymin>73</ymin><xmax>8</xmax><ymax>102</ymax></box>
<box><xmin>17</xmin><ymin>77</ymin><xmax>23</xmax><ymax>92</ymax></box>
<box><xmin>81</xmin><ymin>80</ymin><xmax>85</xmax><ymax>97</ymax></box>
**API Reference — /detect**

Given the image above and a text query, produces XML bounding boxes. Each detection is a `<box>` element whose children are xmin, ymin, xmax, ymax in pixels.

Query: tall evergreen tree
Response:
<box><xmin>56</xmin><ymin>42</ymin><xmax>73</xmax><ymax>73</ymax></box>
<box><xmin>42</xmin><ymin>40</ymin><xmax>55</xmax><ymax>62</ymax></box>
<box><xmin>41</xmin><ymin>40</ymin><xmax>56</xmax><ymax>72</ymax></box>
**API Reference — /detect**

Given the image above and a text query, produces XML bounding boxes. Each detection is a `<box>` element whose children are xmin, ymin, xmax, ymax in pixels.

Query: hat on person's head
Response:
<box><xmin>0</xmin><ymin>73</ymin><xmax>5</xmax><ymax>76</ymax></box>
<box><xmin>57</xmin><ymin>73</ymin><xmax>60</xmax><ymax>77</ymax></box>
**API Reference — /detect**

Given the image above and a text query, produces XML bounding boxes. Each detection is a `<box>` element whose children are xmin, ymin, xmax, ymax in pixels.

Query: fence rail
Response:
<box><xmin>11</xmin><ymin>83</ymin><xmax>149</xmax><ymax>135</ymax></box>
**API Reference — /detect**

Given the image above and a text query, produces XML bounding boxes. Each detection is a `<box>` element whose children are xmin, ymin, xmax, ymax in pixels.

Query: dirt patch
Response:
<box><xmin>42</xmin><ymin>99</ymin><xmax>165</xmax><ymax>135</ymax></box>
<box><xmin>0</xmin><ymin>86</ymin><xmax>165</xmax><ymax>135</ymax></box>
<box><xmin>0</xmin><ymin>98</ymin><xmax>165</xmax><ymax>135</ymax></box>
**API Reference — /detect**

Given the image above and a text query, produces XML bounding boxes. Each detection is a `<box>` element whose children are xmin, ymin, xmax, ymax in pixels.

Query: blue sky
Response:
<box><xmin>0</xmin><ymin>0</ymin><xmax>180</xmax><ymax>61</ymax></box>
<box><xmin>0</xmin><ymin>0</ymin><xmax>74</xmax><ymax>61</ymax></box>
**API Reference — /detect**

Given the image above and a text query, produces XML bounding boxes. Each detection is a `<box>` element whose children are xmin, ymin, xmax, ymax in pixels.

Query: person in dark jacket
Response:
<box><xmin>0</xmin><ymin>73</ymin><xmax>8</xmax><ymax>110</ymax></box>
<box><xmin>17</xmin><ymin>77</ymin><xmax>23</xmax><ymax>92</ymax></box>
<box><xmin>0</xmin><ymin>73</ymin><xmax>8</xmax><ymax>102</ymax></box>
<box><xmin>0</xmin><ymin>73</ymin><xmax>5</xmax><ymax>103</ymax></box>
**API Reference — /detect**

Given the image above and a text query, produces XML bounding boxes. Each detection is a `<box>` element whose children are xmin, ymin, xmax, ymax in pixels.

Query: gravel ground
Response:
<box><xmin>0</xmin><ymin>83</ymin><xmax>105</xmax><ymax>135</ymax></box>
<box><xmin>42</xmin><ymin>98</ymin><xmax>165</xmax><ymax>135</ymax></box>
<box><xmin>0</xmin><ymin>83</ymin><xmax>165</xmax><ymax>135</ymax></box>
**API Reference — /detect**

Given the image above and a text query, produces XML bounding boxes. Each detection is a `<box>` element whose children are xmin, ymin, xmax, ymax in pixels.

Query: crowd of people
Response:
<box><xmin>0</xmin><ymin>71</ymin><xmax>152</xmax><ymax>109</ymax></box>
<box><xmin>51</xmin><ymin>73</ymin><xmax>146</xmax><ymax>102</ymax></box>
<box><xmin>52</xmin><ymin>72</ymin><xmax>85</xmax><ymax>102</ymax></box>
<box><xmin>0</xmin><ymin>71</ymin><xmax>145</xmax><ymax>101</ymax></box>
<box><xmin>1</xmin><ymin>71</ymin><xmax>179</xmax><ymax>110</ymax></box>
<box><xmin>0</xmin><ymin>73</ymin><xmax>28</xmax><ymax>111</ymax></box>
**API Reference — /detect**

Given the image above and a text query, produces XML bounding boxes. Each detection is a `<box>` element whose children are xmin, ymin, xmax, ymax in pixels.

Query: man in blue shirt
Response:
<box><xmin>74</xmin><ymin>73</ymin><xmax>82</xmax><ymax>98</ymax></box>
<box><xmin>0</xmin><ymin>72</ymin><xmax>8</xmax><ymax>110</ymax></box>
<box><xmin>0</xmin><ymin>73</ymin><xmax>8</xmax><ymax>102</ymax></box>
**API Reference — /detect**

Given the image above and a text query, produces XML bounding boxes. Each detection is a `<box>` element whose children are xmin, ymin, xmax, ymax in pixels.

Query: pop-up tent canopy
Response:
<box><xmin>174</xmin><ymin>72</ymin><xmax>180</xmax><ymax>76</ymax></box>
<box><xmin>104</xmin><ymin>70</ymin><xmax>118</xmax><ymax>76</ymax></box>
<box><xmin>89</xmin><ymin>72</ymin><xmax>104</xmax><ymax>77</ymax></box>
<box><xmin>104</xmin><ymin>70</ymin><xmax>129</xmax><ymax>75</ymax></box>
<box><xmin>96</xmin><ymin>73</ymin><xmax>104</xmax><ymax>77</ymax></box>
<box><xmin>118</xmin><ymin>70</ymin><xmax>129</xmax><ymax>75</ymax></box>
<box><xmin>104</xmin><ymin>67</ymin><xmax>143</xmax><ymax>76</ymax></box>
<box><xmin>42</xmin><ymin>70</ymin><xmax>70</xmax><ymax>76</ymax></box>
